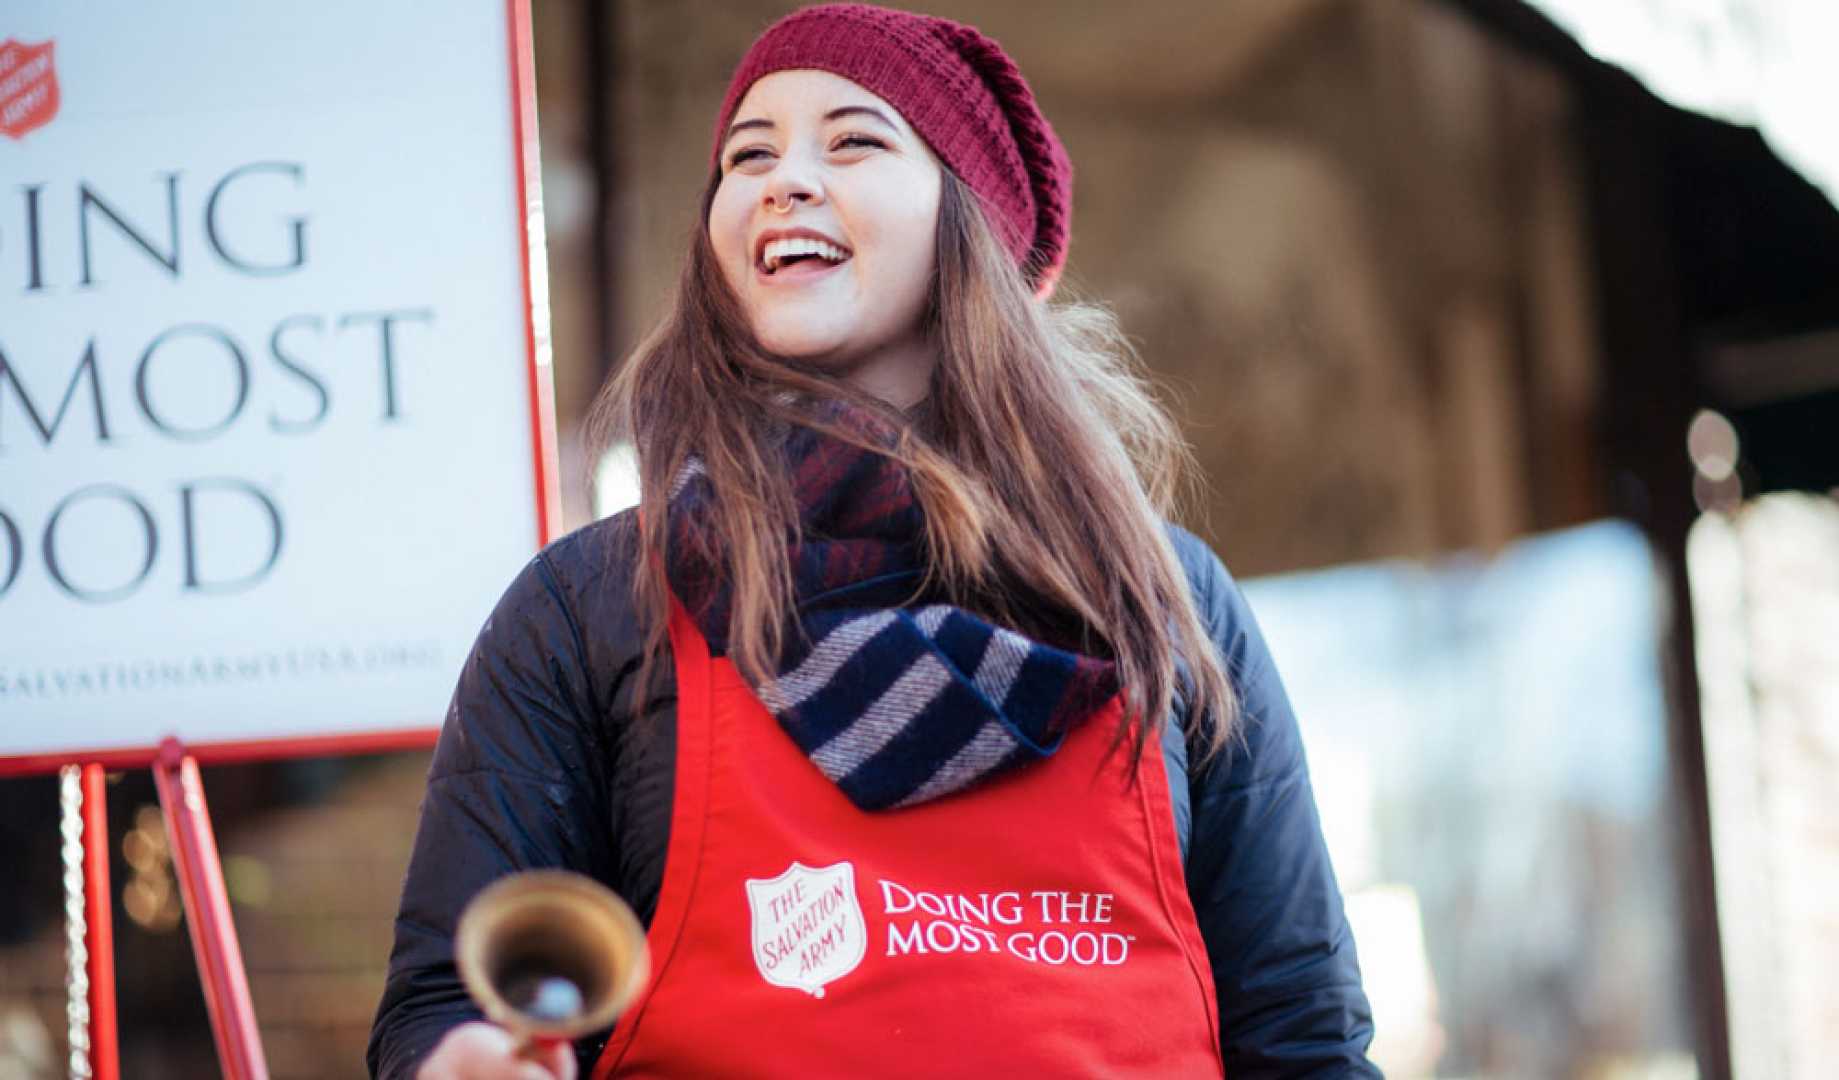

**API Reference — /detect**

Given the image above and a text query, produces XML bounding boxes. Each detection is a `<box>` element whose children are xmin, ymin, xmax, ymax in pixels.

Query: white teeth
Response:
<box><xmin>762</xmin><ymin>237</ymin><xmax>850</xmax><ymax>272</ymax></box>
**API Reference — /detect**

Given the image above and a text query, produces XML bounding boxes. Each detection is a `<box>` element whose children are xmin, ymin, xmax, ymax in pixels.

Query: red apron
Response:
<box><xmin>591</xmin><ymin>602</ymin><xmax>1223</xmax><ymax>1077</ymax></box>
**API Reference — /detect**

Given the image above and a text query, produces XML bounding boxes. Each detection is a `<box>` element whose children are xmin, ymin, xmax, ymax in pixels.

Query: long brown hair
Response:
<box><xmin>585</xmin><ymin>169</ymin><xmax>1239</xmax><ymax>769</ymax></box>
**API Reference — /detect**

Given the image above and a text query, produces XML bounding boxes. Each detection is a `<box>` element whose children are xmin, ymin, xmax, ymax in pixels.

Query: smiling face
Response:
<box><xmin>709</xmin><ymin>69</ymin><xmax>945</xmax><ymax>407</ymax></box>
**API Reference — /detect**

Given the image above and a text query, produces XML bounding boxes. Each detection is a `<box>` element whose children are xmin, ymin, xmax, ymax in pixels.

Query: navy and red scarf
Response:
<box><xmin>664</xmin><ymin>403</ymin><xmax>1118</xmax><ymax>811</ymax></box>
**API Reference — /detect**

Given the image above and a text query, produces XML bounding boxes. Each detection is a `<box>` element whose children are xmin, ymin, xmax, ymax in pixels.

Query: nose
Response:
<box><xmin>761</xmin><ymin>152</ymin><xmax>823</xmax><ymax>213</ymax></box>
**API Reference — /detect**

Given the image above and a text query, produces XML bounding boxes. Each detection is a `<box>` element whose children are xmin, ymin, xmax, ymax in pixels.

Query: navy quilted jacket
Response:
<box><xmin>368</xmin><ymin>512</ymin><xmax>1378</xmax><ymax>1078</ymax></box>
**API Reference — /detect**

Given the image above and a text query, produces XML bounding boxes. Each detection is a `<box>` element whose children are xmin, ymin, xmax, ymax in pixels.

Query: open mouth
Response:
<box><xmin>757</xmin><ymin>236</ymin><xmax>853</xmax><ymax>277</ymax></box>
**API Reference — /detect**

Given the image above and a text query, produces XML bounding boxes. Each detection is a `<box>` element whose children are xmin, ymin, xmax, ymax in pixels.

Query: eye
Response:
<box><xmin>726</xmin><ymin>146</ymin><xmax>772</xmax><ymax>170</ymax></box>
<box><xmin>833</xmin><ymin>134</ymin><xmax>886</xmax><ymax>152</ymax></box>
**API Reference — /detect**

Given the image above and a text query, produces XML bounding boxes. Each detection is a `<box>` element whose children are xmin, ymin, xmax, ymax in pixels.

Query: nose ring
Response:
<box><xmin>769</xmin><ymin>194</ymin><xmax>794</xmax><ymax>214</ymax></box>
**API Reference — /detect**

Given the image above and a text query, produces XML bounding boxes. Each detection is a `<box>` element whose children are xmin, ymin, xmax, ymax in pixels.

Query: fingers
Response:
<box><xmin>416</xmin><ymin>1020</ymin><xmax>579</xmax><ymax>1080</ymax></box>
<box><xmin>533</xmin><ymin>1038</ymin><xmax>579</xmax><ymax>1080</ymax></box>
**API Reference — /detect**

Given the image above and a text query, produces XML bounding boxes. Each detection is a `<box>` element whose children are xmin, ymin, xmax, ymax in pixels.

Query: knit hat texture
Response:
<box><xmin>711</xmin><ymin>2</ymin><xmax>1072</xmax><ymax>296</ymax></box>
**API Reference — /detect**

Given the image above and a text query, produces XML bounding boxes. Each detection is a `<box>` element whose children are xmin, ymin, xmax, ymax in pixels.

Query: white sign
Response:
<box><xmin>746</xmin><ymin>861</ymin><xmax>867</xmax><ymax>998</ymax></box>
<box><xmin>0</xmin><ymin>2</ymin><xmax>552</xmax><ymax>761</ymax></box>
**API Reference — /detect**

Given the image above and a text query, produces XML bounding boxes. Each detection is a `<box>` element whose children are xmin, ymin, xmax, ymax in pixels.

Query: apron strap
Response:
<box><xmin>589</xmin><ymin>597</ymin><xmax>715</xmax><ymax>1078</ymax></box>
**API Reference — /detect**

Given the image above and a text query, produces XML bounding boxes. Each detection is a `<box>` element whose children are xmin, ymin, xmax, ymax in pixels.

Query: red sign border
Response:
<box><xmin>0</xmin><ymin>0</ymin><xmax>559</xmax><ymax>778</ymax></box>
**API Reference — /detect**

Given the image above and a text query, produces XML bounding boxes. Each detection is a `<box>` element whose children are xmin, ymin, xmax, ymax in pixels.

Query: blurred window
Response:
<box><xmin>1243</xmin><ymin>520</ymin><xmax>1696</xmax><ymax>1079</ymax></box>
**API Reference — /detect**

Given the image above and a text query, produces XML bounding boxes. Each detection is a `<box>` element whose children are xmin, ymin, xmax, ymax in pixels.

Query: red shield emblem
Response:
<box><xmin>745</xmin><ymin>860</ymin><xmax>866</xmax><ymax>998</ymax></box>
<box><xmin>1</xmin><ymin>39</ymin><xmax>60</xmax><ymax>140</ymax></box>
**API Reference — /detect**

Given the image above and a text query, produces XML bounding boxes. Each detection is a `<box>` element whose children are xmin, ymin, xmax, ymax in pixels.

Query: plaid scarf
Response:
<box><xmin>665</xmin><ymin>404</ymin><xmax>1118</xmax><ymax>810</ymax></box>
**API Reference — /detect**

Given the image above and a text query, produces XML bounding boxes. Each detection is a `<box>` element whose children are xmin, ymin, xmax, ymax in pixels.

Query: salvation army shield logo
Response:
<box><xmin>745</xmin><ymin>860</ymin><xmax>866</xmax><ymax>998</ymax></box>
<box><xmin>0</xmin><ymin>40</ymin><xmax>60</xmax><ymax>140</ymax></box>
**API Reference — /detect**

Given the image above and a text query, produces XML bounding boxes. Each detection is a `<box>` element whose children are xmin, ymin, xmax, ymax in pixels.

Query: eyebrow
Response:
<box><xmin>722</xmin><ymin>105</ymin><xmax>900</xmax><ymax>147</ymax></box>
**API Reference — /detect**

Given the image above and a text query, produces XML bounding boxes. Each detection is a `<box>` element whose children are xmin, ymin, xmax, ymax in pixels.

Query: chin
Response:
<box><xmin>754</xmin><ymin>323</ymin><xmax>853</xmax><ymax>362</ymax></box>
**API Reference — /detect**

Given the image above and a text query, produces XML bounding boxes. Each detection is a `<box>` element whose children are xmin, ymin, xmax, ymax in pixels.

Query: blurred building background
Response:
<box><xmin>2</xmin><ymin>1</ymin><xmax>1835</xmax><ymax>1077</ymax></box>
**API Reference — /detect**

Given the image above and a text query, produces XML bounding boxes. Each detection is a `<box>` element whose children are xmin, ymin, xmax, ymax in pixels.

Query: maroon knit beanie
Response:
<box><xmin>710</xmin><ymin>2</ymin><xmax>1073</xmax><ymax>297</ymax></box>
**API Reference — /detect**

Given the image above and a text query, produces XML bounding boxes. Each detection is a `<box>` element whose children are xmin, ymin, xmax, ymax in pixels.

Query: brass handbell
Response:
<box><xmin>454</xmin><ymin>870</ymin><xmax>651</xmax><ymax>1054</ymax></box>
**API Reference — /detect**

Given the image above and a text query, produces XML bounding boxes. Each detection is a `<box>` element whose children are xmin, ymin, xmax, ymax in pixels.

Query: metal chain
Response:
<box><xmin>58</xmin><ymin>765</ymin><xmax>93</xmax><ymax>1080</ymax></box>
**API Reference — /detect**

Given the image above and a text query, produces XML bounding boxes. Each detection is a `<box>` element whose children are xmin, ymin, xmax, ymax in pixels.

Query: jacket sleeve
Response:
<box><xmin>367</xmin><ymin>550</ymin><xmax>618</xmax><ymax>1080</ymax></box>
<box><xmin>1174</xmin><ymin>529</ymin><xmax>1380</xmax><ymax>1077</ymax></box>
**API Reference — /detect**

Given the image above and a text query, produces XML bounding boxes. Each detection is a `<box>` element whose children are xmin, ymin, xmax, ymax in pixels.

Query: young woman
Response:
<box><xmin>369</xmin><ymin>4</ymin><xmax>1376</xmax><ymax>1077</ymax></box>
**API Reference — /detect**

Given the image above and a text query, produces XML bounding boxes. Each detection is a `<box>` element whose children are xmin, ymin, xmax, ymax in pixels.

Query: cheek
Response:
<box><xmin>706</xmin><ymin>180</ymin><xmax>752</xmax><ymax>278</ymax></box>
<box><xmin>869</xmin><ymin>188</ymin><xmax>939</xmax><ymax>305</ymax></box>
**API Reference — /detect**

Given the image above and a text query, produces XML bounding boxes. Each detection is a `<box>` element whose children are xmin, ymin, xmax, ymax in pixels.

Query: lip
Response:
<box><xmin>753</xmin><ymin>254</ymin><xmax>847</xmax><ymax>287</ymax></box>
<box><xmin>753</xmin><ymin>225</ymin><xmax>852</xmax><ymax>275</ymax></box>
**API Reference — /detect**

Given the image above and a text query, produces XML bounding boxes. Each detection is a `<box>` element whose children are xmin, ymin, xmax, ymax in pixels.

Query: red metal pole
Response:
<box><xmin>153</xmin><ymin>737</ymin><xmax>269</xmax><ymax>1080</ymax></box>
<box><xmin>80</xmin><ymin>764</ymin><xmax>120</xmax><ymax>1080</ymax></box>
